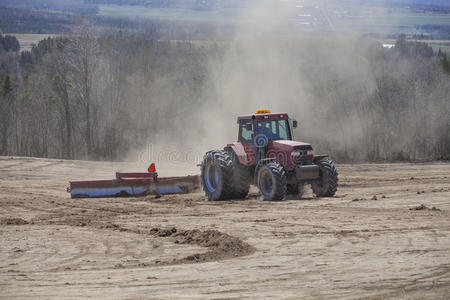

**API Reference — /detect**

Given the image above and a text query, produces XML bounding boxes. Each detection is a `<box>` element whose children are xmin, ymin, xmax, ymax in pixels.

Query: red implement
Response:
<box><xmin>68</xmin><ymin>164</ymin><xmax>199</xmax><ymax>198</ymax></box>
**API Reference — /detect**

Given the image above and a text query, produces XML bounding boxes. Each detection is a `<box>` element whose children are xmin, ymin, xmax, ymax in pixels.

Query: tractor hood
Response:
<box><xmin>271</xmin><ymin>140</ymin><xmax>313</xmax><ymax>152</ymax></box>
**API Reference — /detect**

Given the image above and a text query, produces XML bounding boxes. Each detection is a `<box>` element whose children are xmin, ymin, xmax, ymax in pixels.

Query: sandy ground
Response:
<box><xmin>0</xmin><ymin>156</ymin><xmax>449</xmax><ymax>299</ymax></box>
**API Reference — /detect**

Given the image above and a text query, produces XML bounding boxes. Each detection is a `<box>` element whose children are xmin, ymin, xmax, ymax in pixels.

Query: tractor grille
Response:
<box><xmin>294</xmin><ymin>145</ymin><xmax>313</xmax><ymax>151</ymax></box>
<box><xmin>293</xmin><ymin>154</ymin><xmax>313</xmax><ymax>165</ymax></box>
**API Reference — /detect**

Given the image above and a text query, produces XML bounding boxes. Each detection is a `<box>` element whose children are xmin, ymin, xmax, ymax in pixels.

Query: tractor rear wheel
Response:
<box><xmin>257</xmin><ymin>162</ymin><xmax>287</xmax><ymax>201</ymax></box>
<box><xmin>311</xmin><ymin>158</ymin><xmax>338</xmax><ymax>197</ymax></box>
<box><xmin>201</xmin><ymin>150</ymin><xmax>233</xmax><ymax>201</ymax></box>
<box><xmin>226</xmin><ymin>150</ymin><xmax>251</xmax><ymax>199</ymax></box>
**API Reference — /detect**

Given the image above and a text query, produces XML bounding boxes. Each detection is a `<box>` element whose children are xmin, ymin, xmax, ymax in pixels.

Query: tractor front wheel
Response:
<box><xmin>257</xmin><ymin>162</ymin><xmax>287</xmax><ymax>201</ymax></box>
<box><xmin>201</xmin><ymin>150</ymin><xmax>233</xmax><ymax>201</ymax></box>
<box><xmin>311</xmin><ymin>158</ymin><xmax>338</xmax><ymax>197</ymax></box>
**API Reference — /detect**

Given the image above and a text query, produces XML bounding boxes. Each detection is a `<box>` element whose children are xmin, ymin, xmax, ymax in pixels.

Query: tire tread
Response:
<box><xmin>311</xmin><ymin>158</ymin><xmax>338</xmax><ymax>197</ymax></box>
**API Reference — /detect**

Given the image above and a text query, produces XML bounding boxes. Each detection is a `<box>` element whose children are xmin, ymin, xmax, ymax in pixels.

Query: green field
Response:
<box><xmin>98</xmin><ymin>3</ymin><xmax>450</xmax><ymax>33</ymax></box>
<box><xmin>333</xmin><ymin>13</ymin><xmax>450</xmax><ymax>28</ymax></box>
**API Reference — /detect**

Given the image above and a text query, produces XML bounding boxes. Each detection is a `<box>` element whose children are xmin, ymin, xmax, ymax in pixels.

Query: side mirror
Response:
<box><xmin>292</xmin><ymin>119</ymin><xmax>298</xmax><ymax>129</ymax></box>
<box><xmin>246</xmin><ymin>123</ymin><xmax>253</xmax><ymax>131</ymax></box>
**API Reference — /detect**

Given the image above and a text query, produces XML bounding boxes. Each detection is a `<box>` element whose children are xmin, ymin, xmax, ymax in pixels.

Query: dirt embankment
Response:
<box><xmin>103</xmin><ymin>224</ymin><xmax>256</xmax><ymax>265</ymax></box>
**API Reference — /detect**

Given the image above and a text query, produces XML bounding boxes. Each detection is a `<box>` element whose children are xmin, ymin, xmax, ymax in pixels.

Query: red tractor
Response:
<box><xmin>201</xmin><ymin>110</ymin><xmax>338</xmax><ymax>201</ymax></box>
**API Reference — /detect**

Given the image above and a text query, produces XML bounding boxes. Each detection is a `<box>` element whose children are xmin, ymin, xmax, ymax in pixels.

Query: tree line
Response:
<box><xmin>0</xmin><ymin>28</ymin><xmax>449</xmax><ymax>162</ymax></box>
<box><xmin>0</xmin><ymin>6</ymin><xmax>228</xmax><ymax>40</ymax></box>
<box><xmin>0</xmin><ymin>0</ymin><xmax>99</xmax><ymax>15</ymax></box>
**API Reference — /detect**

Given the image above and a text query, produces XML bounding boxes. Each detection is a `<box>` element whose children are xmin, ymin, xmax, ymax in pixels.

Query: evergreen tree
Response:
<box><xmin>1</xmin><ymin>74</ymin><xmax>13</xmax><ymax>96</ymax></box>
<box><xmin>0</xmin><ymin>35</ymin><xmax>20</xmax><ymax>52</ymax></box>
<box><xmin>440</xmin><ymin>53</ymin><xmax>450</xmax><ymax>74</ymax></box>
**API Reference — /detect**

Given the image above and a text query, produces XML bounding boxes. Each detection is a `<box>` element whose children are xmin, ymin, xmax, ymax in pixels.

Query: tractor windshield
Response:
<box><xmin>257</xmin><ymin>120</ymin><xmax>291</xmax><ymax>141</ymax></box>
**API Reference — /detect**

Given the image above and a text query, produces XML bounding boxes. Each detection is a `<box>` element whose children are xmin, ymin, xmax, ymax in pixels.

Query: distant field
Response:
<box><xmin>334</xmin><ymin>13</ymin><xmax>450</xmax><ymax>28</ymax></box>
<box><xmin>429</xmin><ymin>43</ymin><xmax>450</xmax><ymax>53</ymax></box>
<box><xmin>8</xmin><ymin>33</ymin><xmax>60</xmax><ymax>51</ymax></box>
<box><xmin>382</xmin><ymin>38</ymin><xmax>450</xmax><ymax>53</ymax></box>
<box><xmin>412</xmin><ymin>39</ymin><xmax>450</xmax><ymax>54</ymax></box>
<box><xmin>98</xmin><ymin>3</ymin><xmax>450</xmax><ymax>34</ymax></box>
<box><xmin>98</xmin><ymin>5</ymin><xmax>238</xmax><ymax>24</ymax></box>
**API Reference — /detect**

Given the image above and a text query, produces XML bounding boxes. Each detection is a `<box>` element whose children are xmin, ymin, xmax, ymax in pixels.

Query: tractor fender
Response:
<box><xmin>225</xmin><ymin>142</ymin><xmax>254</xmax><ymax>166</ymax></box>
<box><xmin>313</xmin><ymin>154</ymin><xmax>329</xmax><ymax>164</ymax></box>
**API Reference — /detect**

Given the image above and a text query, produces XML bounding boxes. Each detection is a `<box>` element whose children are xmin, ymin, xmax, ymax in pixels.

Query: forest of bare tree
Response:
<box><xmin>0</xmin><ymin>24</ymin><xmax>449</xmax><ymax>162</ymax></box>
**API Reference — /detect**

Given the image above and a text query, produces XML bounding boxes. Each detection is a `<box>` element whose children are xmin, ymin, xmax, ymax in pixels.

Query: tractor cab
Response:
<box><xmin>236</xmin><ymin>110</ymin><xmax>313</xmax><ymax>171</ymax></box>
<box><xmin>237</xmin><ymin>110</ymin><xmax>295</xmax><ymax>145</ymax></box>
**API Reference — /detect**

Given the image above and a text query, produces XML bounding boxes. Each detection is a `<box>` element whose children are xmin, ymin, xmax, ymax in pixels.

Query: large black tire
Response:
<box><xmin>201</xmin><ymin>150</ymin><xmax>234</xmax><ymax>201</ymax></box>
<box><xmin>226</xmin><ymin>149</ymin><xmax>251</xmax><ymax>199</ymax></box>
<box><xmin>311</xmin><ymin>158</ymin><xmax>338</xmax><ymax>197</ymax></box>
<box><xmin>257</xmin><ymin>162</ymin><xmax>287</xmax><ymax>201</ymax></box>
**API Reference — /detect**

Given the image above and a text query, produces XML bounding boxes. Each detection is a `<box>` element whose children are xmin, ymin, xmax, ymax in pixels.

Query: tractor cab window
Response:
<box><xmin>257</xmin><ymin>120</ymin><xmax>291</xmax><ymax>141</ymax></box>
<box><xmin>239</xmin><ymin>120</ymin><xmax>254</xmax><ymax>143</ymax></box>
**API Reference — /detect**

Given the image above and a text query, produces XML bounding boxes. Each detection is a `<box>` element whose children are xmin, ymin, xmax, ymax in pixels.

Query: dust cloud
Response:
<box><xmin>125</xmin><ymin>0</ymin><xmax>448</xmax><ymax>175</ymax></box>
<box><xmin>125</xmin><ymin>1</ymin><xmax>375</xmax><ymax>175</ymax></box>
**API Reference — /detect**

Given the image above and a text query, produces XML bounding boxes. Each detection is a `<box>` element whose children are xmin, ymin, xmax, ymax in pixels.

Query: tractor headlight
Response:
<box><xmin>291</xmin><ymin>150</ymin><xmax>314</xmax><ymax>157</ymax></box>
<box><xmin>291</xmin><ymin>151</ymin><xmax>302</xmax><ymax>157</ymax></box>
